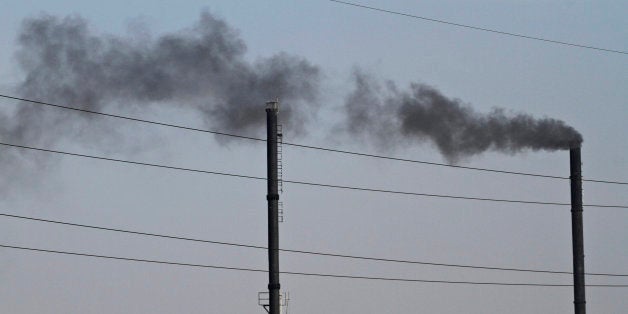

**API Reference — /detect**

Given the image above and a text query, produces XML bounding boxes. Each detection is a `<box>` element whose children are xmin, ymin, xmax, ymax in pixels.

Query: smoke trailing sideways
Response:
<box><xmin>342</xmin><ymin>70</ymin><xmax>582</xmax><ymax>163</ymax></box>
<box><xmin>2</xmin><ymin>11</ymin><xmax>320</xmax><ymax>147</ymax></box>
<box><xmin>0</xmin><ymin>11</ymin><xmax>582</xmax><ymax>173</ymax></box>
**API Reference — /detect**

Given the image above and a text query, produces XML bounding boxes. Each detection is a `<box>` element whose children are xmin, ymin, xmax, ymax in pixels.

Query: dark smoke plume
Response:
<box><xmin>342</xmin><ymin>70</ymin><xmax>582</xmax><ymax>163</ymax></box>
<box><xmin>3</xmin><ymin>11</ymin><xmax>320</xmax><ymax>147</ymax></box>
<box><xmin>0</xmin><ymin>11</ymin><xmax>584</xmax><ymax>191</ymax></box>
<box><xmin>0</xmin><ymin>11</ymin><xmax>320</xmax><ymax>193</ymax></box>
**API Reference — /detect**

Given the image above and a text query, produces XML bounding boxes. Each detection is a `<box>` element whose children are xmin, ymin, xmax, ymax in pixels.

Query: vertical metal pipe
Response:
<box><xmin>570</xmin><ymin>147</ymin><xmax>586</xmax><ymax>314</ymax></box>
<box><xmin>266</xmin><ymin>101</ymin><xmax>280</xmax><ymax>314</ymax></box>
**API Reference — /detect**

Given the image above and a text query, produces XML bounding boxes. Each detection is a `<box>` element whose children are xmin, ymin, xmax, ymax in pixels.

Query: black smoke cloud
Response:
<box><xmin>342</xmin><ymin>70</ymin><xmax>582</xmax><ymax>163</ymax></box>
<box><xmin>4</xmin><ymin>11</ymin><xmax>320</xmax><ymax>147</ymax></box>
<box><xmin>1</xmin><ymin>11</ymin><xmax>582</xmax><ymax>174</ymax></box>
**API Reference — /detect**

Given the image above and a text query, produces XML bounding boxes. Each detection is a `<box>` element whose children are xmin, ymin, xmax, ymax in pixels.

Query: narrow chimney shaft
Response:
<box><xmin>266</xmin><ymin>100</ymin><xmax>281</xmax><ymax>314</ymax></box>
<box><xmin>569</xmin><ymin>146</ymin><xmax>586</xmax><ymax>314</ymax></box>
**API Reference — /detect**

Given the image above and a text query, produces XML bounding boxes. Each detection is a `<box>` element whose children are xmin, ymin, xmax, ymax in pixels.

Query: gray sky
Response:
<box><xmin>0</xmin><ymin>1</ymin><xmax>626</xmax><ymax>313</ymax></box>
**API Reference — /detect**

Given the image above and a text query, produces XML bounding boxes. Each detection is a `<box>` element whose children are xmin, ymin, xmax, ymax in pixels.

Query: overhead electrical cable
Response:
<box><xmin>284</xmin><ymin>143</ymin><xmax>562</xmax><ymax>181</ymax></box>
<box><xmin>2</xmin><ymin>142</ymin><xmax>627</xmax><ymax>209</ymax></box>
<box><xmin>0</xmin><ymin>94</ymin><xmax>263</xmax><ymax>143</ymax></box>
<box><xmin>0</xmin><ymin>141</ymin><xmax>263</xmax><ymax>180</ymax></box>
<box><xmin>1</xmin><ymin>94</ymin><xmax>626</xmax><ymax>186</ymax></box>
<box><xmin>2</xmin><ymin>244</ymin><xmax>627</xmax><ymax>287</ymax></box>
<box><xmin>2</xmin><ymin>212</ymin><xmax>626</xmax><ymax>277</ymax></box>
<box><xmin>328</xmin><ymin>0</ymin><xmax>628</xmax><ymax>55</ymax></box>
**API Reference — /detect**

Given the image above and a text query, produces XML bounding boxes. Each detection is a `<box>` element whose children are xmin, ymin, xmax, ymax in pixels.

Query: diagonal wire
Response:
<box><xmin>328</xmin><ymin>0</ymin><xmax>628</xmax><ymax>55</ymax></box>
<box><xmin>1</xmin><ymin>94</ymin><xmax>626</xmax><ymax>185</ymax></box>
<box><xmin>3</xmin><ymin>244</ymin><xmax>627</xmax><ymax>287</ymax></box>
<box><xmin>0</xmin><ymin>94</ymin><xmax>263</xmax><ymax>142</ymax></box>
<box><xmin>1</xmin><ymin>141</ymin><xmax>627</xmax><ymax>208</ymax></box>
<box><xmin>2</xmin><ymin>212</ymin><xmax>626</xmax><ymax>277</ymax></box>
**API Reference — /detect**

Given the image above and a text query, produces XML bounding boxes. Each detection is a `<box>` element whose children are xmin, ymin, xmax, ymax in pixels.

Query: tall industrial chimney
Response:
<box><xmin>266</xmin><ymin>100</ymin><xmax>281</xmax><ymax>314</ymax></box>
<box><xmin>570</xmin><ymin>146</ymin><xmax>586</xmax><ymax>314</ymax></box>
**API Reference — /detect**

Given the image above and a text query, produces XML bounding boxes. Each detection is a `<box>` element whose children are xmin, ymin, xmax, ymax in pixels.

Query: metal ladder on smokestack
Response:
<box><xmin>277</xmin><ymin>124</ymin><xmax>283</xmax><ymax>193</ymax></box>
<box><xmin>277</xmin><ymin>124</ymin><xmax>284</xmax><ymax>223</ymax></box>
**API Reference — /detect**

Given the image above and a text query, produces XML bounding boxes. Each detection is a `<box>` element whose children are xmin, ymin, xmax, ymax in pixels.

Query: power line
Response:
<box><xmin>328</xmin><ymin>0</ymin><xmax>628</xmax><ymax>55</ymax></box>
<box><xmin>285</xmin><ymin>142</ymin><xmax>565</xmax><ymax>181</ymax></box>
<box><xmin>0</xmin><ymin>94</ymin><xmax>263</xmax><ymax>143</ymax></box>
<box><xmin>1</xmin><ymin>94</ymin><xmax>626</xmax><ymax>186</ymax></box>
<box><xmin>282</xmin><ymin>143</ymin><xmax>626</xmax><ymax>186</ymax></box>
<box><xmin>284</xmin><ymin>178</ymin><xmax>594</xmax><ymax>207</ymax></box>
<box><xmin>2</xmin><ymin>244</ymin><xmax>626</xmax><ymax>287</ymax></box>
<box><xmin>2</xmin><ymin>141</ymin><xmax>627</xmax><ymax>209</ymax></box>
<box><xmin>0</xmin><ymin>141</ymin><xmax>264</xmax><ymax>180</ymax></box>
<box><xmin>1</xmin><ymin>141</ymin><xmax>626</xmax><ymax>208</ymax></box>
<box><xmin>2</xmin><ymin>212</ymin><xmax>626</xmax><ymax>277</ymax></box>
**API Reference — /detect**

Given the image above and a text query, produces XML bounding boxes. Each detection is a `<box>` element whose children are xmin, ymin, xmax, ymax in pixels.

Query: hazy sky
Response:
<box><xmin>0</xmin><ymin>1</ymin><xmax>626</xmax><ymax>313</ymax></box>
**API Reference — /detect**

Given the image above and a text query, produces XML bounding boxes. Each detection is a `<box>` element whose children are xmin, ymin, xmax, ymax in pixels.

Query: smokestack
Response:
<box><xmin>570</xmin><ymin>145</ymin><xmax>586</xmax><ymax>314</ymax></box>
<box><xmin>265</xmin><ymin>100</ymin><xmax>280</xmax><ymax>314</ymax></box>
